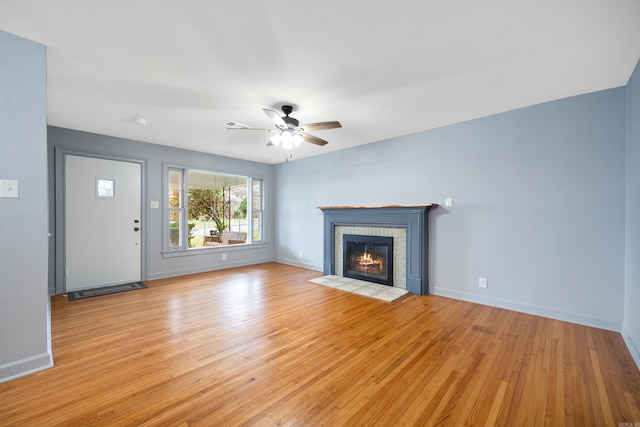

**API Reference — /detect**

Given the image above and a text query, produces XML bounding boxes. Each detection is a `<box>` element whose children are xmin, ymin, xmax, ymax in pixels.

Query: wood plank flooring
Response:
<box><xmin>1</xmin><ymin>262</ymin><xmax>639</xmax><ymax>426</ymax></box>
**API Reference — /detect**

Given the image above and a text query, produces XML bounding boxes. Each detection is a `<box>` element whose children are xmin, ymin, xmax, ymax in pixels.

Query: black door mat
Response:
<box><xmin>67</xmin><ymin>282</ymin><xmax>147</xmax><ymax>301</ymax></box>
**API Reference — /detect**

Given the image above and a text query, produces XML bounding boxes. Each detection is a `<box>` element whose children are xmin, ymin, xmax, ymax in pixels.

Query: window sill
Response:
<box><xmin>162</xmin><ymin>242</ymin><xmax>268</xmax><ymax>259</ymax></box>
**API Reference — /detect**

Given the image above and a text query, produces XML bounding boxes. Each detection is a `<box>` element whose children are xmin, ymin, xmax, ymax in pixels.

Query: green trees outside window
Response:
<box><xmin>166</xmin><ymin>167</ymin><xmax>263</xmax><ymax>250</ymax></box>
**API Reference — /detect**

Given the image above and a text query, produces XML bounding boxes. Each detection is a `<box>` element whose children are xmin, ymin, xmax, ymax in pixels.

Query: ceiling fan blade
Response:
<box><xmin>262</xmin><ymin>108</ymin><xmax>287</xmax><ymax>129</ymax></box>
<box><xmin>300</xmin><ymin>133</ymin><xmax>329</xmax><ymax>146</ymax></box>
<box><xmin>227</xmin><ymin>127</ymin><xmax>276</xmax><ymax>132</ymax></box>
<box><xmin>224</xmin><ymin>120</ymin><xmax>253</xmax><ymax>129</ymax></box>
<box><xmin>224</xmin><ymin>120</ymin><xmax>275</xmax><ymax>132</ymax></box>
<box><xmin>297</xmin><ymin>121</ymin><xmax>342</xmax><ymax>132</ymax></box>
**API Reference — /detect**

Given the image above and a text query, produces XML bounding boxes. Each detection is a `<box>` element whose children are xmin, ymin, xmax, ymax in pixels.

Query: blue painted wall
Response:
<box><xmin>0</xmin><ymin>31</ymin><xmax>52</xmax><ymax>382</ymax></box>
<box><xmin>3</xmin><ymin>28</ymin><xmax>637</xmax><ymax>380</ymax></box>
<box><xmin>625</xmin><ymin>58</ymin><xmax>640</xmax><ymax>366</ymax></box>
<box><xmin>275</xmin><ymin>88</ymin><xmax>627</xmax><ymax>331</ymax></box>
<box><xmin>47</xmin><ymin>127</ymin><xmax>276</xmax><ymax>292</ymax></box>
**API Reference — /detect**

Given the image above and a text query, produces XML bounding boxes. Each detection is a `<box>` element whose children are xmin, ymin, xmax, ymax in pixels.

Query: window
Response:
<box><xmin>168</xmin><ymin>169</ymin><xmax>184</xmax><ymax>248</ymax></box>
<box><xmin>251</xmin><ymin>178</ymin><xmax>263</xmax><ymax>242</ymax></box>
<box><xmin>96</xmin><ymin>178</ymin><xmax>115</xmax><ymax>198</ymax></box>
<box><xmin>165</xmin><ymin>167</ymin><xmax>264</xmax><ymax>251</ymax></box>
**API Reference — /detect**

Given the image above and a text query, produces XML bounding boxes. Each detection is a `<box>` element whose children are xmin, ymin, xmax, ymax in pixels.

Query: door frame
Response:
<box><xmin>54</xmin><ymin>148</ymin><xmax>147</xmax><ymax>295</ymax></box>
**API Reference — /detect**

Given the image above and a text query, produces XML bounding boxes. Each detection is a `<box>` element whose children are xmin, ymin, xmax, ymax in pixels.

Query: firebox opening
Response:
<box><xmin>343</xmin><ymin>234</ymin><xmax>393</xmax><ymax>286</ymax></box>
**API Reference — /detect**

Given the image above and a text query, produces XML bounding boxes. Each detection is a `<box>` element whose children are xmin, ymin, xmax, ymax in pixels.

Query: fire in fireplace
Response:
<box><xmin>343</xmin><ymin>234</ymin><xmax>393</xmax><ymax>286</ymax></box>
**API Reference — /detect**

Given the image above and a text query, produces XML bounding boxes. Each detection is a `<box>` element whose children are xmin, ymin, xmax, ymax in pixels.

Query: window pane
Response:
<box><xmin>252</xmin><ymin>179</ymin><xmax>263</xmax><ymax>242</ymax></box>
<box><xmin>168</xmin><ymin>170</ymin><xmax>182</xmax><ymax>208</ymax></box>
<box><xmin>169</xmin><ymin>190</ymin><xmax>181</xmax><ymax>208</ymax></box>
<box><xmin>253</xmin><ymin>180</ymin><xmax>262</xmax><ymax>210</ymax></box>
<box><xmin>187</xmin><ymin>170</ymin><xmax>249</xmax><ymax>248</ymax></box>
<box><xmin>167</xmin><ymin>167</ymin><xmax>262</xmax><ymax>251</ymax></box>
<box><xmin>97</xmin><ymin>179</ymin><xmax>115</xmax><ymax>198</ymax></box>
<box><xmin>253</xmin><ymin>210</ymin><xmax>262</xmax><ymax>241</ymax></box>
<box><xmin>169</xmin><ymin>170</ymin><xmax>182</xmax><ymax>190</ymax></box>
<box><xmin>169</xmin><ymin>211</ymin><xmax>182</xmax><ymax>247</ymax></box>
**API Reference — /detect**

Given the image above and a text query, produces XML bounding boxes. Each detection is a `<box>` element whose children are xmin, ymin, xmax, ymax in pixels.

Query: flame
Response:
<box><xmin>360</xmin><ymin>252</ymin><xmax>374</xmax><ymax>264</ymax></box>
<box><xmin>357</xmin><ymin>251</ymin><xmax>382</xmax><ymax>269</ymax></box>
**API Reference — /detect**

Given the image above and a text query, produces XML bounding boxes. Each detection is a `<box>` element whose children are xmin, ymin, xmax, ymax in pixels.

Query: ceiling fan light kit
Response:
<box><xmin>226</xmin><ymin>104</ymin><xmax>341</xmax><ymax>149</ymax></box>
<box><xmin>270</xmin><ymin>131</ymin><xmax>303</xmax><ymax>149</ymax></box>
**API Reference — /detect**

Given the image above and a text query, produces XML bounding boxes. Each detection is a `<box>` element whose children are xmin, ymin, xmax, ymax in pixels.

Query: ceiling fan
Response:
<box><xmin>225</xmin><ymin>105</ymin><xmax>341</xmax><ymax>149</ymax></box>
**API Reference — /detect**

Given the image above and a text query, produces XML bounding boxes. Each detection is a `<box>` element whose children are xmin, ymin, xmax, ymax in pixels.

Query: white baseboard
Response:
<box><xmin>146</xmin><ymin>257</ymin><xmax>274</xmax><ymax>281</ymax></box>
<box><xmin>432</xmin><ymin>287</ymin><xmax>622</xmax><ymax>332</ymax></box>
<box><xmin>146</xmin><ymin>257</ymin><xmax>322</xmax><ymax>283</ymax></box>
<box><xmin>0</xmin><ymin>352</ymin><xmax>53</xmax><ymax>384</ymax></box>
<box><xmin>273</xmin><ymin>257</ymin><xmax>323</xmax><ymax>272</ymax></box>
<box><xmin>622</xmin><ymin>329</ymin><xmax>640</xmax><ymax>371</ymax></box>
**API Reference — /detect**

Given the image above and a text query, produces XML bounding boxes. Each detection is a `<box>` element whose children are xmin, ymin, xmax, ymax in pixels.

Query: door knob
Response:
<box><xmin>134</xmin><ymin>227</ymin><xmax>140</xmax><ymax>232</ymax></box>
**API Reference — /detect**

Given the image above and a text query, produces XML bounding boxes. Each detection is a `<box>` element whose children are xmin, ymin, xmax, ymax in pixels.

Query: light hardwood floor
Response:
<box><xmin>1</xmin><ymin>262</ymin><xmax>639</xmax><ymax>426</ymax></box>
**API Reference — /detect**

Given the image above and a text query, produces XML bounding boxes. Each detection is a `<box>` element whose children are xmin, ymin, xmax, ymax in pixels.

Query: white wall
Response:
<box><xmin>275</xmin><ymin>88</ymin><xmax>627</xmax><ymax>332</ymax></box>
<box><xmin>0</xmin><ymin>31</ymin><xmax>52</xmax><ymax>382</ymax></box>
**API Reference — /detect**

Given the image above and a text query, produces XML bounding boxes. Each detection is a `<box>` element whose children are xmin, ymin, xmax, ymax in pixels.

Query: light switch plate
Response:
<box><xmin>0</xmin><ymin>180</ymin><xmax>19</xmax><ymax>198</ymax></box>
<box><xmin>150</xmin><ymin>200</ymin><xmax>159</xmax><ymax>209</ymax></box>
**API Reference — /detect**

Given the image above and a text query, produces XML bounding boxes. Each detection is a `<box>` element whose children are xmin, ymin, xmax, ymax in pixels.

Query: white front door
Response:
<box><xmin>65</xmin><ymin>155</ymin><xmax>141</xmax><ymax>292</ymax></box>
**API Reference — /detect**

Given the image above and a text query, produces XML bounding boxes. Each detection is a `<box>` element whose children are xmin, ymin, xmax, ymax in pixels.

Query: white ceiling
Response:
<box><xmin>2</xmin><ymin>1</ymin><xmax>639</xmax><ymax>164</ymax></box>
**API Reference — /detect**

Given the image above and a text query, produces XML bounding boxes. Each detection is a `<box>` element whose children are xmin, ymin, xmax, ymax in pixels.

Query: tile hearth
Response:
<box><xmin>309</xmin><ymin>275</ymin><xmax>408</xmax><ymax>302</ymax></box>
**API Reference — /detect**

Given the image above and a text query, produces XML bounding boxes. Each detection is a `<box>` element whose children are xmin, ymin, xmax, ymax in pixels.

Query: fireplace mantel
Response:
<box><xmin>317</xmin><ymin>204</ymin><xmax>437</xmax><ymax>210</ymax></box>
<box><xmin>318</xmin><ymin>204</ymin><xmax>436</xmax><ymax>295</ymax></box>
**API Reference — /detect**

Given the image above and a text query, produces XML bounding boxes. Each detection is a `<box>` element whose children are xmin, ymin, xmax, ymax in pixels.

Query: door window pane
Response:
<box><xmin>96</xmin><ymin>179</ymin><xmax>115</xmax><ymax>198</ymax></box>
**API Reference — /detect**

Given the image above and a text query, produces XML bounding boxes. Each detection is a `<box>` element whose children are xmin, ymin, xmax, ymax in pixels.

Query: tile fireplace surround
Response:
<box><xmin>318</xmin><ymin>204</ymin><xmax>436</xmax><ymax>295</ymax></box>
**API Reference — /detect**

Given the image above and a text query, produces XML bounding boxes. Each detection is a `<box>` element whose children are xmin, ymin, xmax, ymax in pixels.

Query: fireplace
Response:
<box><xmin>319</xmin><ymin>204</ymin><xmax>436</xmax><ymax>295</ymax></box>
<box><xmin>343</xmin><ymin>234</ymin><xmax>393</xmax><ymax>286</ymax></box>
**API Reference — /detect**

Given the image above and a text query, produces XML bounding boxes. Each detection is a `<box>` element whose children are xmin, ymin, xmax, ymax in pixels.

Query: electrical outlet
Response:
<box><xmin>299</xmin><ymin>251</ymin><xmax>303</xmax><ymax>259</ymax></box>
<box><xmin>222</xmin><ymin>253</ymin><xmax>227</xmax><ymax>261</ymax></box>
<box><xmin>479</xmin><ymin>277</ymin><xmax>488</xmax><ymax>288</ymax></box>
<box><xmin>445</xmin><ymin>197</ymin><xmax>453</xmax><ymax>208</ymax></box>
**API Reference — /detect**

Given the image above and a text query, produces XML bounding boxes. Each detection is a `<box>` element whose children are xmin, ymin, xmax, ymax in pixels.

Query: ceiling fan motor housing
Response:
<box><xmin>283</xmin><ymin>116</ymin><xmax>299</xmax><ymax>128</ymax></box>
<box><xmin>281</xmin><ymin>105</ymin><xmax>299</xmax><ymax>128</ymax></box>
